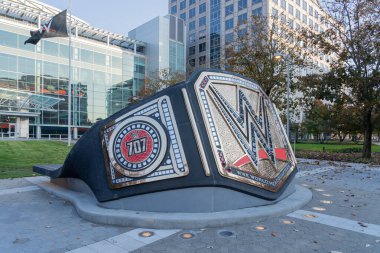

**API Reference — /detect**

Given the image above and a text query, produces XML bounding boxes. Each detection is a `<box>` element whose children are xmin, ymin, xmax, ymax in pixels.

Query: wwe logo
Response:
<box><xmin>208</xmin><ymin>85</ymin><xmax>287</xmax><ymax>168</ymax></box>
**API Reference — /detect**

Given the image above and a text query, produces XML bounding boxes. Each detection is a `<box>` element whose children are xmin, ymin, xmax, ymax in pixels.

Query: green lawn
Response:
<box><xmin>296</xmin><ymin>142</ymin><xmax>380</xmax><ymax>153</ymax></box>
<box><xmin>0</xmin><ymin>141</ymin><xmax>72</xmax><ymax>179</ymax></box>
<box><xmin>0</xmin><ymin>140</ymin><xmax>378</xmax><ymax>179</ymax></box>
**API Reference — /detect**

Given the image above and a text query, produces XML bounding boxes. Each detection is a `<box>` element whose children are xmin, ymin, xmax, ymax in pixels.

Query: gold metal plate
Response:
<box><xmin>194</xmin><ymin>72</ymin><xmax>296</xmax><ymax>192</ymax></box>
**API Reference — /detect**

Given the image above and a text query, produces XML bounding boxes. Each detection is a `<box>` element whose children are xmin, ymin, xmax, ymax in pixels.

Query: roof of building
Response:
<box><xmin>0</xmin><ymin>0</ymin><xmax>146</xmax><ymax>51</ymax></box>
<box><xmin>0</xmin><ymin>87</ymin><xmax>63</xmax><ymax>112</ymax></box>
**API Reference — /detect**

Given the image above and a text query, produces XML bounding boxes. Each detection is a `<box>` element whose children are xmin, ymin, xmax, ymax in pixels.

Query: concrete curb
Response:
<box><xmin>27</xmin><ymin>177</ymin><xmax>312</xmax><ymax>229</ymax></box>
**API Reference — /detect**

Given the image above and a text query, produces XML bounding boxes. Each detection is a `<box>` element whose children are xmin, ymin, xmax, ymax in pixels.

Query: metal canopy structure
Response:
<box><xmin>0</xmin><ymin>110</ymin><xmax>39</xmax><ymax>117</ymax></box>
<box><xmin>0</xmin><ymin>88</ymin><xmax>63</xmax><ymax>112</ymax></box>
<box><xmin>0</xmin><ymin>0</ymin><xmax>146</xmax><ymax>52</ymax></box>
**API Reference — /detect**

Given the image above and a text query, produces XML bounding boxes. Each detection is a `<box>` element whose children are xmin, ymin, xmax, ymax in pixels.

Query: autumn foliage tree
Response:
<box><xmin>305</xmin><ymin>0</ymin><xmax>380</xmax><ymax>158</ymax></box>
<box><xmin>224</xmin><ymin>14</ymin><xmax>310</xmax><ymax>106</ymax></box>
<box><xmin>139</xmin><ymin>69</ymin><xmax>185</xmax><ymax>99</ymax></box>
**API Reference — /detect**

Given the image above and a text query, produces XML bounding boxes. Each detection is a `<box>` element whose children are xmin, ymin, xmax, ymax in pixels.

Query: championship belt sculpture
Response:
<box><xmin>34</xmin><ymin>70</ymin><xmax>297</xmax><ymax>204</ymax></box>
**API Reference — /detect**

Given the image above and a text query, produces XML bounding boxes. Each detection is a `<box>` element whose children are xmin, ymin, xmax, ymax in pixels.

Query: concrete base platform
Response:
<box><xmin>26</xmin><ymin>177</ymin><xmax>312</xmax><ymax>229</ymax></box>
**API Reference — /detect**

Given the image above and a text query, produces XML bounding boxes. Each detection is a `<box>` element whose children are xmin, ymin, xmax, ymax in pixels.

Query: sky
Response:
<box><xmin>39</xmin><ymin>0</ymin><xmax>168</xmax><ymax>36</ymax></box>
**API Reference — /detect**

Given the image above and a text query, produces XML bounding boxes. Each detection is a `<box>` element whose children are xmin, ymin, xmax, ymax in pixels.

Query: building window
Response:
<box><xmin>199</xmin><ymin>16</ymin><xmax>206</xmax><ymax>26</ymax></box>
<box><xmin>190</xmin><ymin>0</ymin><xmax>196</xmax><ymax>5</ymax></box>
<box><xmin>315</xmin><ymin>23</ymin><xmax>319</xmax><ymax>32</ymax></box>
<box><xmin>302</xmin><ymin>0</ymin><xmax>307</xmax><ymax>11</ymax></box>
<box><xmin>272</xmin><ymin>0</ymin><xmax>278</xmax><ymax>5</ymax></box>
<box><xmin>302</xmin><ymin>14</ymin><xmax>307</xmax><ymax>24</ymax></box>
<box><xmin>238</xmin><ymin>13</ymin><xmax>247</xmax><ymax>25</ymax></box>
<box><xmin>171</xmin><ymin>5</ymin><xmax>177</xmax><ymax>14</ymax></box>
<box><xmin>288</xmin><ymin>18</ymin><xmax>294</xmax><ymax>28</ymax></box>
<box><xmin>309</xmin><ymin>18</ymin><xmax>313</xmax><ymax>28</ymax></box>
<box><xmin>252</xmin><ymin>7</ymin><xmax>262</xmax><ymax>16</ymax></box>
<box><xmin>189</xmin><ymin>58</ymin><xmax>195</xmax><ymax>67</ymax></box>
<box><xmin>296</xmin><ymin>9</ymin><xmax>300</xmax><ymax>19</ymax></box>
<box><xmin>225</xmin><ymin>18</ymin><xmax>234</xmax><ymax>30</ymax></box>
<box><xmin>199</xmin><ymin>3</ymin><xmax>206</xmax><ymax>14</ymax></box>
<box><xmin>189</xmin><ymin>20</ymin><xmax>196</xmax><ymax>30</ymax></box>
<box><xmin>314</xmin><ymin>10</ymin><xmax>319</xmax><ymax>19</ymax></box>
<box><xmin>225</xmin><ymin>4</ymin><xmax>234</xmax><ymax>16</ymax></box>
<box><xmin>225</xmin><ymin>33</ymin><xmax>234</xmax><ymax>45</ymax></box>
<box><xmin>189</xmin><ymin>8</ymin><xmax>196</xmax><ymax>18</ymax></box>
<box><xmin>309</xmin><ymin>6</ymin><xmax>313</xmax><ymax>16</ymax></box>
<box><xmin>189</xmin><ymin>33</ymin><xmax>196</xmax><ymax>43</ymax></box>
<box><xmin>134</xmin><ymin>64</ymin><xmax>145</xmax><ymax>74</ymax></box>
<box><xmin>180</xmin><ymin>0</ymin><xmax>186</xmax><ymax>10</ymax></box>
<box><xmin>238</xmin><ymin>27</ymin><xmax>247</xmax><ymax>36</ymax></box>
<box><xmin>199</xmin><ymin>29</ymin><xmax>206</xmax><ymax>40</ymax></box>
<box><xmin>288</xmin><ymin>4</ymin><xmax>293</xmax><ymax>15</ymax></box>
<box><xmin>296</xmin><ymin>0</ymin><xmax>300</xmax><ymax>6</ymax></box>
<box><xmin>252</xmin><ymin>0</ymin><xmax>262</xmax><ymax>4</ymax></box>
<box><xmin>199</xmin><ymin>42</ymin><xmax>206</xmax><ymax>52</ymax></box>
<box><xmin>189</xmin><ymin>46</ymin><xmax>196</xmax><ymax>56</ymax></box>
<box><xmin>281</xmin><ymin>14</ymin><xmax>286</xmax><ymax>23</ymax></box>
<box><xmin>169</xmin><ymin>43</ymin><xmax>185</xmax><ymax>76</ymax></box>
<box><xmin>199</xmin><ymin>55</ymin><xmax>206</xmax><ymax>65</ymax></box>
<box><xmin>180</xmin><ymin>12</ymin><xmax>186</xmax><ymax>20</ymax></box>
<box><xmin>272</xmin><ymin>8</ymin><xmax>278</xmax><ymax>17</ymax></box>
<box><xmin>238</xmin><ymin>0</ymin><xmax>247</xmax><ymax>10</ymax></box>
<box><xmin>106</xmin><ymin>55</ymin><xmax>110</xmax><ymax>66</ymax></box>
<box><xmin>281</xmin><ymin>0</ymin><xmax>286</xmax><ymax>10</ymax></box>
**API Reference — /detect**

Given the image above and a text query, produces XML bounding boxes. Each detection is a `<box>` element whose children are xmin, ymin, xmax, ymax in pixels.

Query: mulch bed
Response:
<box><xmin>296</xmin><ymin>151</ymin><xmax>380</xmax><ymax>165</ymax></box>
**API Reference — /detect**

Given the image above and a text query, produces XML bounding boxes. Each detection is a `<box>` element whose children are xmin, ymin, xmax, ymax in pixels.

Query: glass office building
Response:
<box><xmin>0</xmin><ymin>0</ymin><xmax>146</xmax><ymax>137</ymax></box>
<box><xmin>129</xmin><ymin>15</ymin><xmax>186</xmax><ymax>77</ymax></box>
<box><xmin>169</xmin><ymin>0</ymin><xmax>332</xmax><ymax>75</ymax></box>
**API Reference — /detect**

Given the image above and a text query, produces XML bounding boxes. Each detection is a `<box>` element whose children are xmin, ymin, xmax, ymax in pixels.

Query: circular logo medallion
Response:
<box><xmin>108</xmin><ymin>116</ymin><xmax>167</xmax><ymax>178</ymax></box>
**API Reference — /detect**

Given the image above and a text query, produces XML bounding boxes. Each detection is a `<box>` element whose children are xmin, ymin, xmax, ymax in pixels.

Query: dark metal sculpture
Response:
<box><xmin>34</xmin><ymin>70</ymin><xmax>297</xmax><ymax>202</ymax></box>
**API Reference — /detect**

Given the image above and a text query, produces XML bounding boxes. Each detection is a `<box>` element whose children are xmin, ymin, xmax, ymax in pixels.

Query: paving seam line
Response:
<box><xmin>288</xmin><ymin>210</ymin><xmax>380</xmax><ymax>237</ymax></box>
<box><xmin>0</xmin><ymin>185</ymin><xmax>40</xmax><ymax>196</ymax></box>
<box><xmin>66</xmin><ymin>228</ymin><xmax>180</xmax><ymax>253</ymax></box>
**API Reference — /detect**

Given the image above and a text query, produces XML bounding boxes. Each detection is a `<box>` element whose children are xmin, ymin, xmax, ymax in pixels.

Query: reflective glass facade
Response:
<box><xmin>128</xmin><ymin>15</ymin><xmax>186</xmax><ymax>78</ymax></box>
<box><xmin>170</xmin><ymin>0</ymin><xmax>331</xmax><ymax>75</ymax></box>
<box><xmin>0</xmin><ymin>19</ymin><xmax>145</xmax><ymax>134</ymax></box>
<box><xmin>169</xmin><ymin>40</ymin><xmax>186</xmax><ymax>73</ymax></box>
<box><xmin>210</xmin><ymin>0</ymin><xmax>221</xmax><ymax>69</ymax></box>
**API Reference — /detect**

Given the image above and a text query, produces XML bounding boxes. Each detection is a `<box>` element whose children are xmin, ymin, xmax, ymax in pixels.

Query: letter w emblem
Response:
<box><xmin>208</xmin><ymin>85</ymin><xmax>287</xmax><ymax>172</ymax></box>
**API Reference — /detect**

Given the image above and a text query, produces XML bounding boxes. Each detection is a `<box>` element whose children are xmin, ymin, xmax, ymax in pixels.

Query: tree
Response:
<box><xmin>224</xmin><ymin>14</ymin><xmax>310</xmax><ymax>106</ymax></box>
<box><xmin>303</xmin><ymin>100</ymin><xmax>332</xmax><ymax>142</ymax></box>
<box><xmin>331</xmin><ymin>103</ymin><xmax>362</xmax><ymax>142</ymax></box>
<box><xmin>306</xmin><ymin>0</ymin><xmax>380</xmax><ymax>158</ymax></box>
<box><xmin>140</xmin><ymin>69</ymin><xmax>185</xmax><ymax>99</ymax></box>
<box><xmin>298</xmin><ymin>73</ymin><xmax>362</xmax><ymax>141</ymax></box>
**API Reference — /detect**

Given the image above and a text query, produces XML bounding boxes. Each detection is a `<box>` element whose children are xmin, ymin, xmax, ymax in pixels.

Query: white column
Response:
<box><xmin>19</xmin><ymin>117</ymin><xmax>29</xmax><ymax>138</ymax></box>
<box><xmin>37</xmin><ymin>125</ymin><xmax>41</xmax><ymax>139</ymax></box>
<box><xmin>74</xmin><ymin>127</ymin><xmax>78</xmax><ymax>139</ymax></box>
<box><xmin>15</xmin><ymin>117</ymin><xmax>21</xmax><ymax>138</ymax></box>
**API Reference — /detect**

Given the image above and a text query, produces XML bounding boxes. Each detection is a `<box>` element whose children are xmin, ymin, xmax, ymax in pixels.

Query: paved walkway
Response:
<box><xmin>0</xmin><ymin>159</ymin><xmax>379</xmax><ymax>253</ymax></box>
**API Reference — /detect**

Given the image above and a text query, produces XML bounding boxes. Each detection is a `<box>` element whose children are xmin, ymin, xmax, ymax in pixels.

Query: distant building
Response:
<box><xmin>129</xmin><ymin>15</ymin><xmax>186</xmax><ymax>78</ymax></box>
<box><xmin>169</xmin><ymin>0</ymin><xmax>332</xmax><ymax>75</ymax></box>
<box><xmin>0</xmin><ymin>0</ymin><xmax>148</xmax><ymax>137</ymax></box>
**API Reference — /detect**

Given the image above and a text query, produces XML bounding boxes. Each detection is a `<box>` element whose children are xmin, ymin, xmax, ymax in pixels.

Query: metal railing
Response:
<box><xmin>40</xmin><ymin>134</ymin><xmax>69</xmax><ymax>140</ymax></box>
<box><xmin>0</xmin><ymin>133</ymin><xmax>81</xmax><ymax>140</ymax></box>
<box><xmin>0</xmin><ymin>132</ymin><xmax>13</xmax><ymax>138</ymax></box>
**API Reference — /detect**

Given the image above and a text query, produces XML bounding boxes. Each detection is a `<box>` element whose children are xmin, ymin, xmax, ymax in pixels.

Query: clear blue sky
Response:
<box><xmin>40</xmin><ymin>0</ymin><xmax>168</xmax><ymax>36</ymax></box>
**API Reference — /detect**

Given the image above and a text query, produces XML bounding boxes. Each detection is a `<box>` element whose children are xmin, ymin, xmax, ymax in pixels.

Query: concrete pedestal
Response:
<box><xmin>27</xmin><ymin>176</ymin><xmax>311</xmax><ymax>229</ymax></box>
